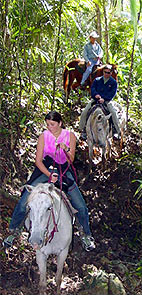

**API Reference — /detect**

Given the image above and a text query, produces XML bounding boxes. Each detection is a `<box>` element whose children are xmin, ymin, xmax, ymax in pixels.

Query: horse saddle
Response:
<box><xmin>86</xmin><ymin>102</ymin><xmax>110</xmax><ymax>123</ymax></box>
<box><xmin>54</xmin><ymin>176</ymin><xmax>74</xmax><ymax>194</ymax></box>
<box><xmin>76</xmin><ymin>61</ymin><xmax>102</xmax><ymax>75</ymax></box>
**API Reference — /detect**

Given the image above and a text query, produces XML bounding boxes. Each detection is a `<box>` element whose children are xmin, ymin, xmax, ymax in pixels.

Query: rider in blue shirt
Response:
<box><xmin>79</xmin><ymin>65</ymin><xmax>121</xmax><ymax>140</ymax></box>
<box><xmin>91</xmin><ymin>74</ymin><xmax>117</xmax><ymax>102</ymax></box>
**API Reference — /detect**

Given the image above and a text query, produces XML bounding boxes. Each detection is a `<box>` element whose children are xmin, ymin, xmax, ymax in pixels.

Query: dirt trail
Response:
<box><xmin>1</xmin><ymin>129</ymin><xmax>142</xmax><ymax>295</ymax></box>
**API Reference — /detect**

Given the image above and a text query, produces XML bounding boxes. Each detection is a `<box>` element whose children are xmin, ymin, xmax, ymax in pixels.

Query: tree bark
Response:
<box><xmin>126</xmin><ymin>3</ymin><xmax>141</xmax><ymax>124</ymax></box>
<box><xmin>95</xmin><ymin>4</ymin><xmax>102</xmax><ymax>47</ymax></box>
<box><xmin>52</xmin><ymin>0</ymin><xmax>63</xmax><ymax>108</ymax></box>
<box><xmin>102</xmin><ymin>0</ymin><xmax>109</xmax><ymax>63</ymax></box>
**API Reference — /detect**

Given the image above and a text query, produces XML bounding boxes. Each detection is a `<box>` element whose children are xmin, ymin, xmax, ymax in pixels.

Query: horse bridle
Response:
<box><xmin>42</xmin><ymin>191</ymin><xmax>61</xmax><ymax>246</ymax></box>
<box><xmin>89</xmin><ymin>104</ymin><xmax>108</xmax><ymax>146</ymax></box>
<box><xmin>89</xmin><ymin>113</ymin><xmax>100</xmax><ymax>146</ymax></box>
<box><xmin>28</xmin><ymin>191</ymin><xmax>61</xmax><ymax>247</ymax></box>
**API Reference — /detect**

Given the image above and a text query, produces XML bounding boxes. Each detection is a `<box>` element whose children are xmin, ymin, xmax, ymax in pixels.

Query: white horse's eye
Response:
<box><xmin>47</xmin><ymin>206</ymin><xmax>52</xmax><ymax>211</ymax></box>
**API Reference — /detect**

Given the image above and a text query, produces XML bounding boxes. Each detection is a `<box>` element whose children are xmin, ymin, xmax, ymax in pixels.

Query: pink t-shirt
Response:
<box><xmin>43</xmin><ymin>129</ymin><xmax>70</xmax><ymax>164</ymax></box>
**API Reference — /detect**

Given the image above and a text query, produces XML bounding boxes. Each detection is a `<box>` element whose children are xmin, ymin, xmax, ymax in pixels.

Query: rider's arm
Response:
<box><xmin>59</xmin><ymin>132</ymin><xmax>76</xmax><ymax>162</ymax></box>
<box><xmin>35</xmin><ymin>134</ymin><xmax>58</xmax><ymax>183</ymax></box>
<box><xmin>92</xmin><ymin>43</ymin><xmax>103</xmax><ymax>59</ymax></box>
<box><xmin>68</xmin><ymin>132</ymin><xmax>76</xmax><ymax>162</ymax></box>
<box><xmin>35</xmin><ymin>134</ymin><xmax>50</xmax><ymax>177</ymax></box>
<box><xmin>97</xmin><ymin>44</ymin><xmax>103</xmax><ymax>58</ymax></box>
<box><xmin>91</xmin><ymin>78</ymin><xmax>99</xmax><ymax>99</ymax></box>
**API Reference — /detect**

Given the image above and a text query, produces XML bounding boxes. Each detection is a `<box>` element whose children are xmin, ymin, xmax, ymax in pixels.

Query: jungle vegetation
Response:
<box><xmin>0</xmin><ymin>0</ymin><xmax>142</xmax><ymax>188</ymax></box>
<box><xmin>1</xmin><ymin>1</ymin><xmax>142</xmax><ymax>293</ymax></box>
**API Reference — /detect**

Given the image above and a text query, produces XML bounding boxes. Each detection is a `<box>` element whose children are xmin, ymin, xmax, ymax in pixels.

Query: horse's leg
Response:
<box><xmin>89</xmin><ymin>158</ymin><xmax>93</xmax><ymax>174</ymax></box>
<box><xmin>65</xmin><ymin>75</ymin><xmax>70</xmax><ymax>104</ymax></box>
<box><xmin>64</xmin><ymin>72</ymin><xmax>72</xmax><ymax>104</ymax></box>
<box><xmin>86</xmin><ymin>139</ymin><xmax>94</xmax><ymax>174</ymax></box>
<box><xmin>71</xmin><ymin>81</ymin><xmax>82</xmax><ymax>104</ymax></box>
<box><xmin>102</xmin><ymin>148</ymin><xmax>107</xmax><ymax>170</ymax></box>
<box><xmin>66</xmin><ymin>71</ymin><xmax>76</xmax><ymax>103</ymax></box>
<box><xmin>36</xmin><ymin>250</ymin><xmax>47</xmax><ymax>295</ymax></box>
<box><xmin>87</xmin><ymin>139</ymin><xmax>94</xmax><ymax>160</ymax></box>
<box><xmin>119</xmin><ymin>128</ymin><xmax>124</xmax><ymax>152</ymax></box>
<box><xmin>72</xmin><ymin>81</ymin><xmax>80</xmax><ymax>91</ymax></box>
<box><xmin>106</xmin><ymin>138</ymin><xmax>111</xmax><ymax>159</ymax></box>
<box><xmin>56</xmin><ymin>247</ymin><xmax>69</xmax><ymax>294</ymax></box>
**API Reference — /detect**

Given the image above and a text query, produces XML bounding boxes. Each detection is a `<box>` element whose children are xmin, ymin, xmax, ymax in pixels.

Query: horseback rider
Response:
<box><xmin>4</xmin><ymin>111</ymin><xmax>96</xmax><ymax>252</ymax></box>
<box><xmin>80</xmin><ymin>31</ymin><xmax>103</xmax><ymax>88</ymax></box>
<box><xmin>79</xmin><ymin>64</ymin><xmax>121</xmax><ymax>140</ymax></box>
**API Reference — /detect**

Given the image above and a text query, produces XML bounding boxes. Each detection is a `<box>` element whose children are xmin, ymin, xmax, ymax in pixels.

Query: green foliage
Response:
<box><xmin>0</xmin><ymin>0</ymin><xmax>142</xmax><ymax>154</ymax></box>
<box><xmin>132</xmin><ymin>179</ymin><xmax>142</xmax><ymax>199</ymax></box>
<box><xmin>136</xmin><ymin>260</ymin><xmax>142</xmax><ymax>277</ymax></box>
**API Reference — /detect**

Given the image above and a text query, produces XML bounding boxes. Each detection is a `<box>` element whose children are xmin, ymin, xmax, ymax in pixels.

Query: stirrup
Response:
<box><xmin>81</xmin><ymin>235</ymin><xmax>96</xmax><ymax>252</ymax></box>
<box><xmin>3</xmin><ymin>235</ymin><xmax>16</xmax><ymax>248</ymax></box>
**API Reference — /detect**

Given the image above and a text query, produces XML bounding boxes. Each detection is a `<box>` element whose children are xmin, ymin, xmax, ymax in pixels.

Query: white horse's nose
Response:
<box><xmin>29</xmin><ymin>233</ymin><xmax>43</xmax><ymax>248</ymax></box>
<box><xmin>32</xmin><ymin>243</ymin><xmax>41</xmax><ymax>250</ymax></box>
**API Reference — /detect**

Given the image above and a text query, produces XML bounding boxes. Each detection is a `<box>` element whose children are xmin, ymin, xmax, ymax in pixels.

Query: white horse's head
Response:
<box><xmin>26</xmin><ymin>183</ymin><xmax>56</xmax><ymax>250</ymax></box>
<box><xmin>86</xmin><ymin>107</ymin><xmax>111</xmax><ymax>160</ymax></box>
<box><xmin>24</xmin><ymin>183</ymin><xmax>72</xmax><ymax>295</ymax></box>
<box><xmin>91</xmin><ymin>109</ymin><xmax>111</xmax><ymax>148</ymax></box>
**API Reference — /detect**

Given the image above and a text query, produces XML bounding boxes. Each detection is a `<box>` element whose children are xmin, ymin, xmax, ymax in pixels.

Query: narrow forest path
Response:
<box><xmin>1</xmin><ymin>109</ymin><xmax>142</xmax><ymax>295</ymax></box>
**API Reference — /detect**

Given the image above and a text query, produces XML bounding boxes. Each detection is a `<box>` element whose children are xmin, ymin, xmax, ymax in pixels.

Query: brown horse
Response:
<box><xmin>63</xmin><ymin>59</ymin><xmax>118</xmax><ymax>103</ymax></box>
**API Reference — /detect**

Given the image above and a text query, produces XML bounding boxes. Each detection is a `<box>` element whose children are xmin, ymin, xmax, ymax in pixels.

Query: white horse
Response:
<box><xmin>86</xmin><ymin>106</ymin><xmax>111</xmax><ymax>161</ymax></box>
<box><xmin>25</xmin><ymin>183</ymin><xmax>73</xmax><ymax>295</ymax></box>
<box><xmin>86</xmin><ymin>102</ymin><xmax>126</xmax><ymax>163</ymax></box>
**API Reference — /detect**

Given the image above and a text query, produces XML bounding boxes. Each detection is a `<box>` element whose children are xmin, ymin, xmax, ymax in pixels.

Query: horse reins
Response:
<box><xmin>48</xmin><ymin>143</ymin><xmax>77</xmax><ymax>192</ymax></box>
<box><xmin>89</xmin><ymin>104</ymin><xmax>107</xmax><ymax>146</ymax></box>
<box><xmin>44</xmin><ymin>193</ymin><xmax>58</xmax><ymax>245</ymax></box>
<box><xmin>43</xmin><ymin>144</ymin><xmax>77</xmax><ymax>245</ymax></box>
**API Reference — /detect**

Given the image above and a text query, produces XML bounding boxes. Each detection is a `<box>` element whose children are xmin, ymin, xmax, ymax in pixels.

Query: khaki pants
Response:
<box><xmin>79</xmin><ymin>100</ymin><xmax>93</xmax><ymax>131</ymax></box>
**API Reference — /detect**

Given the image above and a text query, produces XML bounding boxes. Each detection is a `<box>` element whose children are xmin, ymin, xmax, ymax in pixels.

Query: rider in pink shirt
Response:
<box><xmin>4</xmin><ymin>111</ymin><xmax>96</xmax><ymax>252</ymax></box>
<box><xmin>43</xmin><ymin>129</ymin><xmax>70</xmax><ymax>164</ymax></box>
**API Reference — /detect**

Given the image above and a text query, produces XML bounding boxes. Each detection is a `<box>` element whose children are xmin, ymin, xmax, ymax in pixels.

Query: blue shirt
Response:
<box><xmin>84</xmin><ymin>41</ymin><xmax>103</xmax><ymax>63</ymax></box>
<box><xmin>91</xmin><ymin>76</ymin><xmax>117</xmax><ymax>102</ymax></box>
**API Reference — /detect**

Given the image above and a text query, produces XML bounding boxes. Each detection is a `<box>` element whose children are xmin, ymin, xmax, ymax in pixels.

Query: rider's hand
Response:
<box><xmin>51</xmin><ymin>173</ymin><xmax>58</xmax><ymax>183</ymax></box>
<box><xmin>95</xmin><ymin>94</ymin><xmax>101</xmax><ymax>100</ymax></box>
<box><xmin>99</xmin><ymin>98</ymin><xmax>104</xmax><ymax>104</ymax></box>
<box><xmin>87</xmin><ymin>61</ymin><xmax>91</xmax><ymax>67</ymax></box>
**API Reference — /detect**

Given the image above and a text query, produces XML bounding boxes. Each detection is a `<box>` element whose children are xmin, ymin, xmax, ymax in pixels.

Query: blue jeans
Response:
<box><xmin>9</xmin><ymin>171</ymin><xmax>91</xmax><ymax>236</ymax></box>
<box><xmin>81</xmin><ymin>59</ymin><xmax>98</xmax><ymax>85</ymax></box>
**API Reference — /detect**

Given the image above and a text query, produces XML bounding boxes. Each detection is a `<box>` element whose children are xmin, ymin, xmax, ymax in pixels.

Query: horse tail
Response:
<box><xmin>63</xmin><ymin>66</ymin><xmax>69</xmax><ymax>91</ymax></box>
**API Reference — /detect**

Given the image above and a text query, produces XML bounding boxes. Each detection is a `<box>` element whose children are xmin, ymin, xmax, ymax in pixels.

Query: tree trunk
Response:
<box><xmin>102</xmin><ymin>0</ymin><xmax>109</xmax><ymax>63</ymax></box>
<box><xmin>52</xmin><ymin>0</ymin><xmax>63</xmax><ymax>108</ymax></box>
<box><xmin>95</xmin><ymin>4</ymin><xmax>102</xmax><ymax>47</ymax></box>
<box><xmin>126</xmin><ymin>4</ymin><xmax>141</xmax><ymax>125</ymax></box>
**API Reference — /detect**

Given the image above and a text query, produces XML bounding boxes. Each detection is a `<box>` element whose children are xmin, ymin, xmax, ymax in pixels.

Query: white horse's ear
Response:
<box><xmin>25</xmin><ymin>185</ymin><xmax>34</xmax><ymax>192</ymax></box>
<box><xmin>106</xmin><ymin>114</ymin><xmax>112</xmax><ymax>120</ymax></box>
<box><xmin>48</xmin><ymin>183</ymin><xmax>54</xmax><ymax>192</ymax></box>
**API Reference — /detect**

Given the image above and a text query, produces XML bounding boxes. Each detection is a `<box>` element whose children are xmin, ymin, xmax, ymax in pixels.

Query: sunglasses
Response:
<box><xmin>104</xmin><ymin>71</ymin><xmax>111</xmax><ymax>74</ymax></box>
